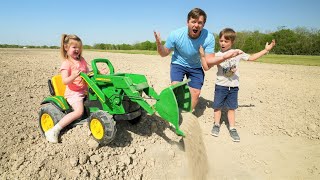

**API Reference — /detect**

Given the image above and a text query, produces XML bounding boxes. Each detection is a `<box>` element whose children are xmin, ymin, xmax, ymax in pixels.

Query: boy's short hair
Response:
<box><xmin>219</xmin><ymin>28</ymin><xmax>236</xmax><ymax>42</ymax></box>
<box><xmin>188</xmin><ymin>8</ymin><xmax>207</xmax><ymax>24</ymax></box>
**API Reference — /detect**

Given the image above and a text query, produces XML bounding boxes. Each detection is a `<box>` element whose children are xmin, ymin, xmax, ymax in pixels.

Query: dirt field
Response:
<box><xmin>0</xmin><ymin>48</ymin><xmax>319</xmax><ymax>179</ymax></box>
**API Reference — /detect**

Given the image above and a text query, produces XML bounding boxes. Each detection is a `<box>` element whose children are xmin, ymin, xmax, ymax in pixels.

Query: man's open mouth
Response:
<box><xmin>192</xmin><ymin>29</ymin><xmax>198</xmax><ymax>34</ymax></box>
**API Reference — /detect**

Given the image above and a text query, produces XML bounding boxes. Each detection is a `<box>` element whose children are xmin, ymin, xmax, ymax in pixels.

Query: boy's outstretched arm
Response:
<box><xmin>249</xmin><ymin>39</ymin><xmax>276</xmax><ymax>61</ymax></box>
<box><xmin>199</xmin><ymin>47</ymin><xmax>243</xmax><ymax>70</ymax></box>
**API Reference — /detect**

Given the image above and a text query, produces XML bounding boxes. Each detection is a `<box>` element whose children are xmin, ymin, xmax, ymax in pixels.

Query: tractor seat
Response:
<box><xmin>48</xmin><ymin>74</ymin><xmax>66</xmax><ymax>96</ymax></box>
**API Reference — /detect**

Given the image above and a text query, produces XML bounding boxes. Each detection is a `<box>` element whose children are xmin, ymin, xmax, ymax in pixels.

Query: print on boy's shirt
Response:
<box><xmin>221</xmin><ymin>58</ymin><xmax>238</xmax><ymax>77</ymax></box>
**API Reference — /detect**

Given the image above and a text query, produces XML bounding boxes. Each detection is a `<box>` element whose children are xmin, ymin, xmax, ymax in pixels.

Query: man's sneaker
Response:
<box><xmin>229</xmin><ymin>128</ymin><xmax>240</xmax><ymax>142</ymax></box>
<box><xmin>45</xmin><ymin>129</ymin><xmax>59</xmax><ymax>143</ymax></box>
<box><xmin>211</xmin><ymin>124</ymin><xmax>220</xmax><ymax>137</ymax></box>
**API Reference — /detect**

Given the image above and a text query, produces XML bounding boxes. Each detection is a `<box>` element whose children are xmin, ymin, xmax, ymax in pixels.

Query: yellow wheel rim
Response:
<box><xmin>90</xmin><ymin>118</ymin><xmax>104</xmax><ymax>140</ymax></box>
<box><xmin>40</xmin><ymin>113</ymin><xmax>54</xmax><ymax>132</ymax></box>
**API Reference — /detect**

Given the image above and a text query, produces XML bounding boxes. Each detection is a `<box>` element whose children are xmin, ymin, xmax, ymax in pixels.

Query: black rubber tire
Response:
<box><xmin>38</xmin><ymin>103</ymin><xmax>65</xmax><ymax>135</ymax></box>
<box><xmin>128</xmin><ymin>115</ymin><xmax>142</xmax><ymax>125</ymax></box>
<box><xmin>89</xmin><ymin>110</ymin><xmax>117</xmax><ymax>145</ymax></box>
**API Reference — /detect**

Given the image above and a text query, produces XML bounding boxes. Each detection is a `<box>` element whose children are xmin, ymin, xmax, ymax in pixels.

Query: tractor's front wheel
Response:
<box><xmin>89</xmin><ymin>111</ymin><xmax>117</xmax><ymax>145</ymax></box>
<box><xmin>39</xmin><ymin>104</ymin><xmax>65</xmax><ymax>135</ymax></box>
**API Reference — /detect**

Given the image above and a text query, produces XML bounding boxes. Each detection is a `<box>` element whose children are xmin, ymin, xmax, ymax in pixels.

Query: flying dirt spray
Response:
<box><xmin>180</xmin><ymin>112</ymin><xmax>209</xmax><ymax>180</ymax></box>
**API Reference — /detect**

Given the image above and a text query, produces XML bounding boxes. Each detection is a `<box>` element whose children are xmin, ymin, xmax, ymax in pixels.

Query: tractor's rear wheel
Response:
<box><xmin>39</xmin><ymin>104</ymin><xmax>65</xmax><ymax>135</ymax></box>
<box><xmin>89</xmin><ymin>111</ymin><xmax>117</xmax><ymax>145</ymax></box>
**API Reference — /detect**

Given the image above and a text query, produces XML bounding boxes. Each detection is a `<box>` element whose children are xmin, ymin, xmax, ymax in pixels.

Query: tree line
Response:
<box><xmin>230</xmin><ymin>27</ymin><xmax>320</xmax><ymax>55</ymax></box>
<box><xmin>1</xmin><ymin>27</ymin><xmax>319</xmax><ymax>55</ymax></box>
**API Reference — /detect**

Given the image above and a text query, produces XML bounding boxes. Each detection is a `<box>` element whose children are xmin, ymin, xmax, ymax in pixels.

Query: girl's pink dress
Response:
<box><xmin>60</xmin><ymin>58</ymin><xmax>88</xmax><ymax>105</ymax></box>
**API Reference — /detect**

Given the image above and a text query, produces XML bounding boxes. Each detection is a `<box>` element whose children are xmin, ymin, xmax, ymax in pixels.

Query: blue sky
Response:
<box><xmin>1</xmin><ymin>0</ymin><xmax>319</xmax><ymax>46</ymax></box>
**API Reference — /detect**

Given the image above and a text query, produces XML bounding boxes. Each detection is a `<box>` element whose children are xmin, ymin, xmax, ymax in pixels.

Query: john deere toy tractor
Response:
<box><xmin>39</xmin><ymin>58</ymin><xmax>192</xmax><ymax>144</ymax></box>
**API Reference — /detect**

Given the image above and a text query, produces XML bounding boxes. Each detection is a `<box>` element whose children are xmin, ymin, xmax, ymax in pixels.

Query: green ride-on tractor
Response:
<box><xmin>39</xmin><ymin>58</ymin><xmax>192</xmax><ymax>144</ymax></box>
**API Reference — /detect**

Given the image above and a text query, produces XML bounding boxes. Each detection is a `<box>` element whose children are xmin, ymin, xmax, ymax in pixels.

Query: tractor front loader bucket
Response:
<box><xmin>155</xmin><ymin>79</ymin><xmax>192</xmax><ymax>136</ymax></box>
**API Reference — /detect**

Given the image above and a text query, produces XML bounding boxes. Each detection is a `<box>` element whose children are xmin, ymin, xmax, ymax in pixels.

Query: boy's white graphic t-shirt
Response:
<box><xmin>215</xmin><ymin>50</ymin><xmax>250</xmax><ymax>87</ymax></box>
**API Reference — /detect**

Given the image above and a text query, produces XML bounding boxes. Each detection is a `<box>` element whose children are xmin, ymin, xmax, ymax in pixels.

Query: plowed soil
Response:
<box><xmin>0</xmin><ymin>48</ymin><xmax>319</xmax><ymax>179</ymax></box>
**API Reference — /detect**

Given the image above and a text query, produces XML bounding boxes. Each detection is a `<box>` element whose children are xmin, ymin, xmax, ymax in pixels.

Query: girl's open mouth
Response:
<box><xmin>73</xmin><ymin>53</ymin><xmax>80</xmax><ymax>59</ymax></box>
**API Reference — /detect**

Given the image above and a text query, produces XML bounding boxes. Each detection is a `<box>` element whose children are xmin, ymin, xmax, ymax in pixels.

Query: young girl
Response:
<box><xmin>45</xmin><ymin>34</ymin><xmax>89</xmax><ymax>143</ymax></box>
<box><xmin>200</xmin><ymin>28</ymin><xmax>275</xmax><ymax>142</ymax></box>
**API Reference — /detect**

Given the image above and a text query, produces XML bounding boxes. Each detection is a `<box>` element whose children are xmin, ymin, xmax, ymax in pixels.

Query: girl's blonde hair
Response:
<box><xmin>219</xmin><ymin>28</ymin><xmax>236</xmax><ymax>42</ymax></box>
<box><xmin>60</xmin><ymin>34</ymin><xmax>83</xmax><ymax>59</ymax></box>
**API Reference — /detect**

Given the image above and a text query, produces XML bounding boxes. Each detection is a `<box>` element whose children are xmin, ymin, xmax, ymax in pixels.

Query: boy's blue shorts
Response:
<box><xmin>213</xmin><ymin>84</ymin><xmax>239</xmax><ymax>110</ymax></box>
<box><xmin>170</xmin><ymin>63</ymin><xmax>204</xmax><ymax>90</ymax></box>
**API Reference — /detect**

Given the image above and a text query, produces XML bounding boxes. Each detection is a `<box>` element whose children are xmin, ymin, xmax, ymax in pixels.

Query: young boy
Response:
<box><xmin>200</xmin><ymin>28</ymin><xmax>276</xmax><ymax>142</ymax></box>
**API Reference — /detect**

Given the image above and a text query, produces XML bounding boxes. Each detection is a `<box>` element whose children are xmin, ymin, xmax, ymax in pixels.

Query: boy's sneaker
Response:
<box><xmin>211</xmin><ymin>124</ymin><xmax>220</xmax><ymax>137</ymax></box>
<box><xmin>229</xmin><ymin>128</ymin><xmax>240</xmax><ymax>142</ymax></box>
<box><xmin>45</xmin><ymin>129</ymin><xmax>59</xmax><ymax>143</ymax></box>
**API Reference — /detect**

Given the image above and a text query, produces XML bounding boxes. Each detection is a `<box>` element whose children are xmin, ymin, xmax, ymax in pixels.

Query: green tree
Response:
<box><xmin>272</xmin><ymin>29</ymin><xmax>298</xmax><ymax>55</ymax></box>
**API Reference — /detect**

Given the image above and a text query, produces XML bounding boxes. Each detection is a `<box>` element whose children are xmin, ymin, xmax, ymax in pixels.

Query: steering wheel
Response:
<box><xmin>91</xmin><ymin>58</ymin><xmax>115</xmax><ymax>76</ymax></box>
